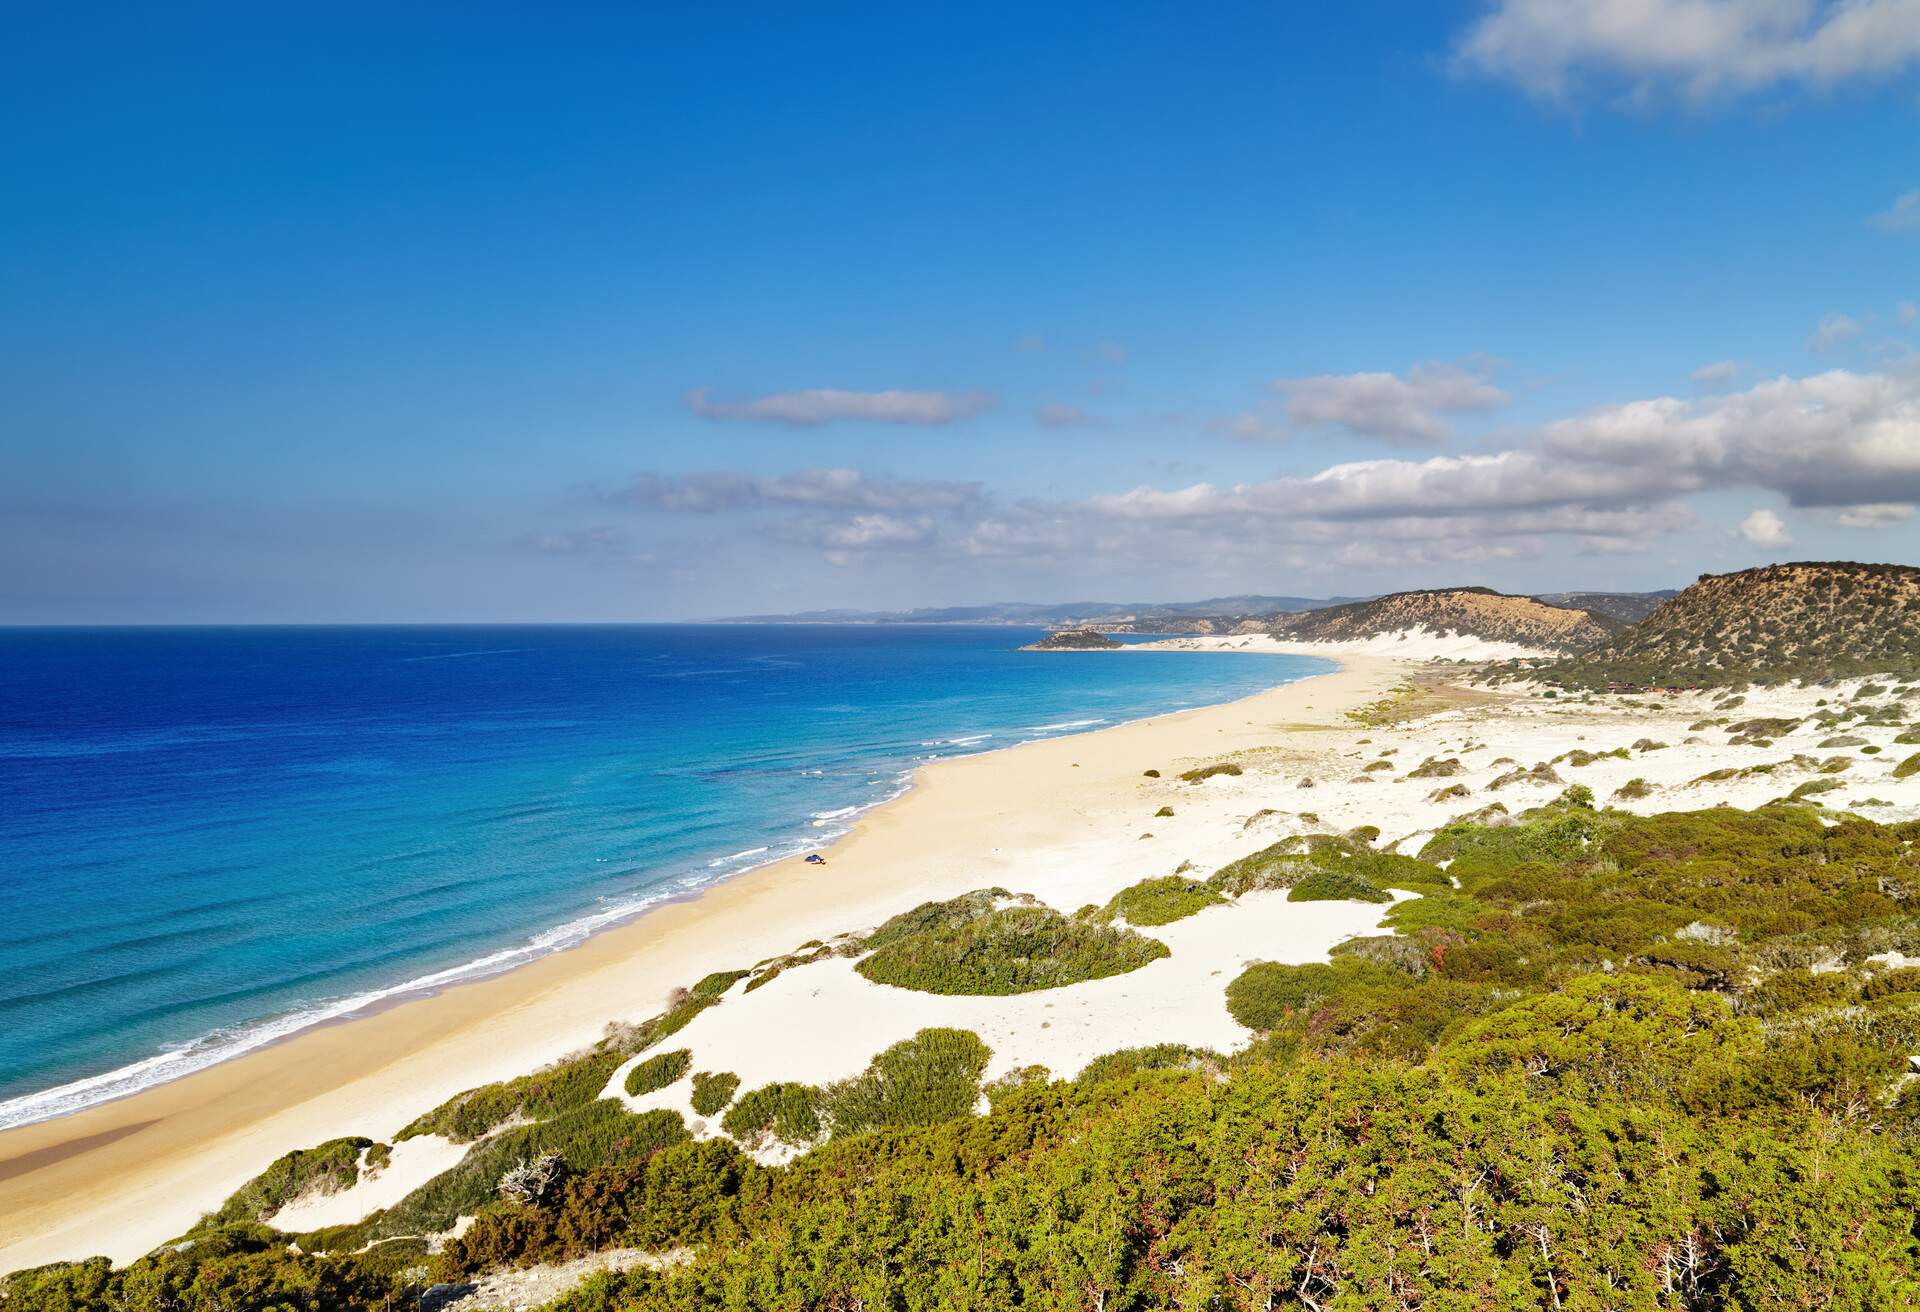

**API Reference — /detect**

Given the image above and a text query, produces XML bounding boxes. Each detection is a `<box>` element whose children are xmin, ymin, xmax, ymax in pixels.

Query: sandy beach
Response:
<box><xmin>0</xmin><ymin>653</ymin><xmax>1400</xmax><ymax>1269</ymax></box>
<box><xmin>11</xmin><ymin>641</ymin><xmax>1920</xmax><ymax>1271</ymax></box>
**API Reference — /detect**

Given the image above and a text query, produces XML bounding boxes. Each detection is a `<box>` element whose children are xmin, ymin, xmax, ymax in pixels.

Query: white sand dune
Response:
<box><xmin>1133</xmin><ymin>626</ymin><xmax>1561</xmax><ymax>662</ymax></box>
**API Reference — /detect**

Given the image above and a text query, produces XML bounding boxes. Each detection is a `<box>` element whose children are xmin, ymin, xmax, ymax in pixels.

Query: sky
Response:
<box><xmin>3</xmin><ymin>0</ymin><xmax>1919</xmax><ymax>623</ymax></box>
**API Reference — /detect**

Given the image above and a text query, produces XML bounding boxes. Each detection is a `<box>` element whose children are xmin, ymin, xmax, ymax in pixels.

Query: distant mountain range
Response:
<box><xmin>712</xmin><ymin>596</ymin><xmax>1366</xmax><ymax>627</ymax></box>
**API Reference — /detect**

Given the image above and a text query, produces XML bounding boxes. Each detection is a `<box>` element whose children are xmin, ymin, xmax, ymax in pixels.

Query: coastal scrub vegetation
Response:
<box><xmin>1178</xmin><ymin>761</ymin><xmax>1242</xmax><ymax>783</ymax></box>
<box><xmin>622</xmin><ymin>1048</ymin><xmax>690</xmax><ymax>1098</ymax></box>
<box><xmin>1100</xmin><ymin>874</ymin><xmax>1223</xmax><ymax>925</ymax></box>
<box><xmin>1207</xmin><ymin>831</ymin><xmax>1444</xmax><ymax>905</ymax></box>
<box><xmin>21</xmin><ymin>801</ymin><xmax>1920</xmax><ymax>1308</ymax></box>
<box><xmin>855</xmin><ymin>895</ymin><xmax>1168</xmax><ymax>994</ymax></box>
<box><xmin>687</xmin><ymin>1070</ymin><xmax>738</xmax><ymax>1118</ymax></box>
<box><xmin>203</xmin><ymin>1136</ymin><xmax>376</xmax><ymax>1226</ymax></box>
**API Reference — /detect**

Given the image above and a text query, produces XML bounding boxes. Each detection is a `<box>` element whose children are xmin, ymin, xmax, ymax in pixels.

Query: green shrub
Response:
<box><xmin>202</xmin><ymin>1137</ymin><xmax>375</xmax><ymax>1227</ymax></box>
<box><xmin>625</xmin><ymin>1049</ymin><xmax>692</xmax><ymax>1097</ymax></box>
<box><xmin>691</xmin><ymin>970</ymin><xmax>749</xmax><ymax>999</ymax></box>
<box><xmin>1288</xmin><ymin>866</ymin><xmax>1392</xmax><ymax>902</ymax></box>
<box><xmin>1102</xmin><ymin>875</ymin><xmax>1224</xmax><ymax>926</ymax></box>
<box><xmin>1613</xmin><ymin>777</ymin><xmax>1653</xmax><ymax>800</ymax></box>
<box><xmin>863</xmin><ymin>888</ymin><xmax>1017</xmax><ymax>950</ymax></box>
<box><xmin>688</xmin><ymin>1070</ymin><xmax>740</xmax><ymax>1117</ymax></box>
<box><xmin>1894</xmin><ymin>753</ymin><xmax>1920</xmax><ymax>779</ymax></box>
<box><xmin>820</xmin><ymin>1028</ymin><xmax>990</xmax><ymax>1136</ymax></box>
<box><xmin>1179</xmin><ymin>761</ymin><xmax>1243</xmax><ymax>783</ymax></box>
<box><xmin>1380</xmin><ymin>891</ymin><xmax>1487</xmax><ymax>934</ymax></box>
<box><xmin>377</xmin><ymin>1103</ymin><xmax>687</xmax><ymax>1237</ymax></box>
<box><xmin>857</xmin><ymin>904</ymin><xmax>1168</xmax><ymax>995</ymax></box>
<box><xmin>1225</xmin><ymin>959</ymin><xmax>1406</xmax><ymax>1030</ymax></box>
<box><xmin>722</xmin><ymin>1082</ymin><xmax>822</xmax><ymax>1148</ymax></box>
<box><xmin>1077</xmin><ymin>1044</ymin><xmax>1222</xmax><ymax>1083</ymax></box>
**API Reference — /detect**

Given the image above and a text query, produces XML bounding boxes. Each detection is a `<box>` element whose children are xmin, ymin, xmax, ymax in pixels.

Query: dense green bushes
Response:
<box><xmin>856</xmin><ymin>900</ymin><xmax>1168</xmax><ymax>994</ymax></box>
<box><xmin>689</xmin><ymin>1070</ymin><xmax>739</xmax><ymax>1117</ymax></box>
<box><xmin>1208</xmin><ymin>831</ymin><xmax>1444</xmax><ymax>904</ymax></box>
<box><xmin>1225</xmin><ymin>959</ymin><xmax>1405</xmax><ymax>1030</ymax></box>
<box><xmin>817</xmin><ymin>1028</ymin><xmax>990</xmax><ymax>1135</ymax></box>
<box><xmin>623</xmin><ymin>1049</ymin><xmax>690</xmax><ymax>1097</ymax></box>
<box><xmin>720</xmin><ymin>1082</ymin><xmax>822</xmax><ymax>1148</ymax></box>
<box><xmin>1101</xmin><ymin>874</ymin><xmax>1223</xmax><ymax>925</ymax></box>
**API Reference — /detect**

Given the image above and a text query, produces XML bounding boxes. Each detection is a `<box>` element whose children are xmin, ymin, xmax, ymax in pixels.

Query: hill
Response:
<box><xmin>1268</xmin><ymin>586</ymin><xmax>1619</xmax><ymax>654</ymax></box>
<box><xmin>1548</xmin><ymin>561</ymin><xmax>1920</xmax><ymax>687</ymax></box>
<box><xmin>1531</xmin><ymin>589</ymin><xmax>1679</xmax><ymax>624</ymax></box>
<box><xmin>1021</xmin><ymin>628</ymin><xmax>1121</xmax><ymax>650</ymax></box>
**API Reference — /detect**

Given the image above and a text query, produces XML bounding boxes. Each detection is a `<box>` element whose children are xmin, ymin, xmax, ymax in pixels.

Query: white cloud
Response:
<box><xmin>1274</xmin><ymin>362</ymin><xmax>1509</xmax><ymax>444</ymax></box>
<box><xmin>1691</xmin><ymin>359</ymin><xmax>1740</xmax><ymax>387</ymax></box>
<box><xmin>1738</xmin><ymin>507</ymin><xmax>1791</xmax><ymax>547</ymax></box>
<box><xmin>614</xmin><ymin>468</ymin><xmax>984</xmax><ymax>514</ymax></box>
<box><xmin>1901</xmin><ymin>300</ymin><xmax>1919</xmax><ymax>326</ymax></box>
<box><xmin>1809</xmin><ymin>312</ymin><xmax>1864</xmax><ymax>351</ymax></box>
<box><xmin>1090</xmin><ymin>368</ymin><xmax>1920</xmax><ymax>525</ymax></box>
<box><xmin>1873</xmin><ymin>189</ymin><xmax>1920</xmax><ymax>232</ymax></box>
<box><xmin>1457</xmin><ymin>0</ymin><xmax>1920</xmax><ymax>105</ymax></box>
<box><xmin>622</xmin><ymin>368</ymin><xmax>1920</xmax><ymax>580</ymax></box>
<box><xmin>1034</xmin><ymin>404</ymin><xmax>1098</xmax><ymax>429</ymax></box>
<box><xmin>1832</xmin><ymin>502</ymin><xmax>1916</xmax><ymax>527</ymax></box>
<box><xmin>685</xmin><ymin>387</ymin><xmax>992</xmax><ymax>426</ymax></box>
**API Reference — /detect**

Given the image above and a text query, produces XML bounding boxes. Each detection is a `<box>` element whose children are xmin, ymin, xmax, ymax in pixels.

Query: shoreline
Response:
<box><xmin>0</xmin><ymin>653</ymin><xmax>1388</xmax><ymax>1269</ymax></box>
<box><xmin>0</xmin><ymin>645</ymin><xmax>1328</xmax><ymax>1136</ymax></box>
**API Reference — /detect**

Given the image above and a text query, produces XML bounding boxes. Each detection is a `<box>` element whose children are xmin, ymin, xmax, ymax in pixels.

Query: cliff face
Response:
<box><xmin>1552</xmin><ymin>562</ymin><xmax>1920</xmax><ymax>686</ymax></box>
<box><xmin>1268</xmin><ymin>588</ymin><xmax>1618</xmax><ymax>654</ymax></box>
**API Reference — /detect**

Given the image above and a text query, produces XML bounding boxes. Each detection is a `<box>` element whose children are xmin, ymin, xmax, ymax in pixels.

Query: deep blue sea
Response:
<box><xmin>0</xmin><ymin>625</ymin><xmax>1327</xmax><ymax>1127</ymax></box>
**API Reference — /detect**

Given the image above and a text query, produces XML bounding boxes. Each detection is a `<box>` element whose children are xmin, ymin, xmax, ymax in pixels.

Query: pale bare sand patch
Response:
<box><xmin>265</xmin><ymin>1134</ymin><xmax>467</xmax><ymax>1234</ymax></box>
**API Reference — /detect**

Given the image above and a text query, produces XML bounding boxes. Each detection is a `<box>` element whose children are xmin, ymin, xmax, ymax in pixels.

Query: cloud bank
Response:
<box><xmin>685</xmin><ymin>387</ymin><xmax>993</xmax><ymax>426</ymax></box>
<box><xmin>1457</xmin><ymin>0</ymin><xmax>1920</xmax><ymax>104</ymax></box>
<box><xmin>1275</xmin><ymin>362</ymin><xmax>1508</xmax><ymax>444</ymax></box>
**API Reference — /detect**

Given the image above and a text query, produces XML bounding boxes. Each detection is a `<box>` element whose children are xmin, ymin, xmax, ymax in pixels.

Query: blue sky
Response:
<box><xmin>3</xmin><ymin>0</ymin><xmax>1918</xmax><ymax>622</ymax></box>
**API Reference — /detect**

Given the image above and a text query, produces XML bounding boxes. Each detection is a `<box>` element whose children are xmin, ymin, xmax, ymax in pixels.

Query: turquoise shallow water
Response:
<box><xmin>0</xmin><ymin>624</ymin><xmax>1329</xmax><ymax>1127</ymax></box>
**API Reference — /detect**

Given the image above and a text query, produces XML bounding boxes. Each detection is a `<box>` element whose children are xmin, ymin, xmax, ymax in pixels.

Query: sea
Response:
<box><xmin>0</xmin><ymin>624</ymin><xmax>1328</xmax><ymax>1129</ymax></box>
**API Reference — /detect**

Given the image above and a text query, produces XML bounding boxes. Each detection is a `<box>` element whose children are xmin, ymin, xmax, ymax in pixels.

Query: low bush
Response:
<box><xmin>1179</xmin><ymin>762</ymin><xmax>1242</xmax><ymax>783</ymax></box>
<box><xmin>1225</xmin><ymin>959</ymin><xmax>1406</xmax><ymax>1031</ymax></box>
<box><xmin>625</xmin><ymin>1049</ymin><xmax>692</xmax><ymax>1097</ymax></box>
<box><xmin>857</xmin><ymin>904</ymin><xmax>1168</xmax><ymax>995</ymax></box>
<box><xmin>1102</xmin><ymin>875</ymin><xmax>1223</xmax><ymax>926</ymax></box>
<box><xmin>202</xmin><ymin>1137</ymin><xmax>375</xmax><ymax>1227</ymax></box>
<box><xmin>722</xmin><ymin>1082</ymin><xmax>822</xmax><ymax>1148</ymax></box>
<box><xmin>1077</xmin><ymin>1044</ymin><xmax>1222</xmax><ymax>1083</ymax></box>
<box><xmin>374</xmin><ymin>1103</ymin><xmax>688</xmax><ymax>1238</ymax></box>
<box><xmin>1288</xmin><ymin>866</ymin><xmax>1393</xmax><ymax>903</ymax></box>
<box><xmin>1894</xmin><ymin>753</ymin><xmax>1920</xmax><ymax>779</ymax></box>
<box><xmin>819</xmin><ymin>1028</ymin><xmax>990</xmax><ymax>1136</ymax></box>
<box><xmin>690</xmin><ymin>1070</ymin><xmax>740</xmax><ymax>1117</ymax></box>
